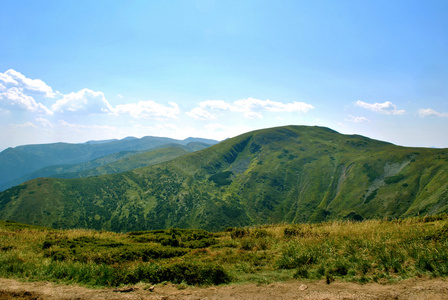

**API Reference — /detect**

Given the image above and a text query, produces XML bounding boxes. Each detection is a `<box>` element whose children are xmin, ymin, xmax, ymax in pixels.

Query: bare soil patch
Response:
<box><xmin>1</xmin><ymin>277</ymin><xmax>448</xmax><ymax>300</ymax></box>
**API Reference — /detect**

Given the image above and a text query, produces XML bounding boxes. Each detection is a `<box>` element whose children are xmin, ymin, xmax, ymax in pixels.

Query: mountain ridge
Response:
<box><xmin>0</xmin><ymin>125</ymin><xmax>447</xmax><ymax>231</ymax></box>
<box><xmin>1</xmin><ymin>142</ymin><xmax>211</xmax><ymax>187</ymax></box>
<box><xmin>0</xmin><ymin>136</ymin><xmax>219</xmax><ymax>191</ymax></box>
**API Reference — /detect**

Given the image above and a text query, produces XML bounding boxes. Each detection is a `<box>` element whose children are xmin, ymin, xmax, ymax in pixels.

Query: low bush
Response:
<box><xmin>3</xmin><ymin>216</ymin><xmax>448</xmax><ymax>288</ymax></box>
<box><xmin>283</xmin><ymin>226</ymin><xmax>302</xmax><ymax>237</ymax></box>
<box><xmin>230</xmin><ymin>228</ymin><xmax>249</xmax><ymax>239</ymax></box>
<box><xmin>125</xmin><ymin>262</ymin><xmax>231</xmax><ymax>286</ymax></box>
<box><xmin>276</xmin><ymin>242</ymin><xmax>319</xmax><ymax>269</ymax></box>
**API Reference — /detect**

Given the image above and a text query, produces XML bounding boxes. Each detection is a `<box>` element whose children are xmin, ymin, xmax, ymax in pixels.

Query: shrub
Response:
<box><xmin>284</xmin><ymin>226</ymin><xmax>302</xmax><ymax>237</ymax></box>
<box><xmin>293</xmin><ymin>266</ymin><xmax>309</xmax><ymax>279</ymax></box>
<box><xmin>385</xmin><ymin>174</ymin><xmax>405</xmax><ymax>184</ymax></box>
<box><xmin>127</xmin><ymin>262</ymin><xmax>231</xmax><ymax>286</ymax></box>
<box><xmin>209</xmin><ymin>171</ymin><xmax>233</xmax><ymax>186</ymax></box>
<box><xmin>230</xmin><ymin>228</ymin><xmax>249</xmax><ymax>239</ymax></box>
<box><xmin>277</xmin><ymin>243</ymin><xmax>319</xmax><ymax>269</ymax></box>
<box><xmin>251</xmin><ymin>229</ymin><xmax>269</xmax><ymax>238</ymax></box>
<box><xmin>44</xmin><ymin>248</ymin><xmax>72</xmax><ymax>261</ymax></box>
<box><xmin>239</xmin><ymin>238</ymin><xmax>256</xmax><ymax>251</ymax></box>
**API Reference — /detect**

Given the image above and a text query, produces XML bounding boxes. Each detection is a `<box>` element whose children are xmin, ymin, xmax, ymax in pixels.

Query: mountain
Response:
<box><xmin>2</xmin><ymin>143</ymin><xmax>211</xmax><ymax>187</ymax></box>
<box><xmin>0</xmin><ymin>137</ymin><xmax>219</xmax><ymax>191</ymax></box>
<box><xmin>0</xmin><ymin>125</ymin><xmax>447</xmax><ymax>232</ymax></box>
<box><xmin>55</xmin><ymin>143</ymin><xmax>211</xmax><ymax>179</ymax></box>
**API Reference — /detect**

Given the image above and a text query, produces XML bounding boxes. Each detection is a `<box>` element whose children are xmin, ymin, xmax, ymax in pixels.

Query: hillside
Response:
<box><xmin>55</xmin><ymin>143</ymin><xmax>207</xmax><ymax>179</ymax></box>
<box><xmin>0</xmin><ymin>125</ymin><xmax>447</xmax><ymax>231</ymax></box>
<box><xmin>3</xmin><ymin>142</ymin><xmax>210</xmax><ymax>187</ymax></box>
<box><xmin>0</xmin><ymin>137</ymin><xmax>218</xmax><ymax>191</ymax></box>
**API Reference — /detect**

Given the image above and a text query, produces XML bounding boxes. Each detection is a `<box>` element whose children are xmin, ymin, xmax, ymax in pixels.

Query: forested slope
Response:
<box><xmin>0</xmin><ymin>125</ymin><xmax>447</xmax><ymax>231</ymax></box>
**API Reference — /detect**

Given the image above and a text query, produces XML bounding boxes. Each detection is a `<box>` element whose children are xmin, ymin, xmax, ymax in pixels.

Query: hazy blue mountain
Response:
<box><xmin>0</xmin><ymin>137</ymin><xmax>218</xmax><ymax>191</ymax></box>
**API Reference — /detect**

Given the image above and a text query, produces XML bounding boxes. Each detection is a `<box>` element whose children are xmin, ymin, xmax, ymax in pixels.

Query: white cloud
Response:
<box><xmin>346</xmin><ymin>115</ymin><xmax>370</xmax><ymax>123</ymax></box>
<box><xmin>189</xmin><ymin>98</ymin><xmax>314</xmax><ymax>120</ymax></box>
<box><xmin>244</xmin><ymin>111</ymin><xmax>263</xmax><ymax>119</ymax></box>
<box><xmin>0</xmin><ymin>69</ymin><xmax>55</xmax><ymax>115</ymax></box>
<box><xmin>0</xmin><ymin>87</ymin><xmax>53</xmax><ymax>114</ymax></box>
<box><xmin>52</xmin><ymin>88</ymin><xmax>114</xmax><ymax>114</ymax></box>
<box><xmin>418</xmin><ymin>108</ymin><xmax>448</xmax><ymax>117</ymax></box>
<box><xmin>8</xmin><ymin>121</ymin><xmax>37</xmax><ymax>128</ymax></box>
<box><xmin>355</xmin><ymin>100</ymin><xmax>405</xmax><ymax>115</ymax></box>
<box><xmin>115</xmin><ymin>100</ymin><xmax>180</xmax><ymax>119</ymax></box>
<box><xmin>58</xmin><ymin>120</ymin><xmax>116</xmax><ymax>131</ymax></box>
<box><xmin>199</xmin><ymin>100</ymin><xmax>234</xmax><ymax>111</ymax></box>
<box><xmin>0</xmin><ymin>72</ymin><xmax>19</xmax><ymax>86</ymax></box>
<box><xmin>233</xmin><ymin>98</ymin><xmax>314</xmax><ymax>113</ymax></box>
<box><xmin>1</xmin><ymin>69</ymin><xmax>55</xmax><ymax>98</ymax></box>
<box><xmin>35</xmin><ymin>117</ymin><xmax>52</xmax><ymax>127</ymax></box>
<box><xmin>186</xmin><ymin>107</ymin><xmax>217</xmax><ymax>120</ymax></box>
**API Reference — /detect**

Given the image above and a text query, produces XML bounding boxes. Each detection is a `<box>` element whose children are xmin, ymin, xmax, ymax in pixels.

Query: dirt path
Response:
<box><xmin>1</xmin><ymin>277</ymin><xmax>448</xmax><ymax>300</ymax></box>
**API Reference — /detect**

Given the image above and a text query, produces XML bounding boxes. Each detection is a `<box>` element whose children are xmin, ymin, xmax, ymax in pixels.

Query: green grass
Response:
<box><xmin>1</xmin><ymin>216</ymin><xmax>448</xmax><ymax>288</ymax></box>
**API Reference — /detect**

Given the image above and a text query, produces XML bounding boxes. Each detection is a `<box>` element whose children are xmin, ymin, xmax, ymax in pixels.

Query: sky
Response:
<box><xmin>0</xmin><ymin>0</ymin><xmax>447</xmax><ymax>151</ymax></box>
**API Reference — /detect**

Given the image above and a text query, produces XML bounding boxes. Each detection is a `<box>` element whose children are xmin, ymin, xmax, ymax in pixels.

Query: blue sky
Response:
<box><xmin>0</xmin><ymin>0</ymin><xmax>447</xmax><ymax>150</ymax></box>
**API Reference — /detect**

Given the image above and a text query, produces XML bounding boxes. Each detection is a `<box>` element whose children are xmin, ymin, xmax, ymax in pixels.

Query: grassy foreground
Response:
<box><xmin>1</xmin><ymin>215</ymin><xmax>448</xmax><ymax>288</ymax></box>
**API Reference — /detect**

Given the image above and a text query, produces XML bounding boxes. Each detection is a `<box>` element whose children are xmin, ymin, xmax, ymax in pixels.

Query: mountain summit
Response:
<box><xmin>0</xmin><ymin>125</ymin><xmax>447</xmax><ymax>231</ymax></box>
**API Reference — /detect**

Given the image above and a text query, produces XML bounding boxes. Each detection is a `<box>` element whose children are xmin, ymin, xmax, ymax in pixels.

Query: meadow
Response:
<box><xmin>0</xmin><ymin>215</ymin><xmax>447</xmax><ymax>288</ymax></box>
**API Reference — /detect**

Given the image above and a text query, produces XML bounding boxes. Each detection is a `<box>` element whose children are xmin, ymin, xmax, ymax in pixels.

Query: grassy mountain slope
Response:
<box><xmin>0</xmin><ymin>125</ymin><xmax>447</xmax><ymax>231</ymax></box>
<box><xmin>2</xmin><ymin>216</ymin><xmax>448</xmax><ymax>287</ymax></box>
<box><xmin>55</xmin><ymin>143</ymin><xmax>208</xmax><ymax>179</ymax></box>
<box><xmin>0</xmin><ymin>137</ymin><xmax>218</xmax><ymax>191</ymax></box>
<box><xmin>3</xmin><ymin>142</ymin><xmax>210</xmax><ymax>186</ymax></box>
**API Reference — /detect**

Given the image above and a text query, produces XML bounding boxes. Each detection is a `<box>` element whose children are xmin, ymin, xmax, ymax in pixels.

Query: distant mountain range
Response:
<box><xmin>0</xmin><ymin>125</ymin><xmax>447</xmax><ymax>232</ymax></box>
<box><xmin>0</xmin><ymin>136</ymin><xmax>218</xmax><ymax>191</ymax></box>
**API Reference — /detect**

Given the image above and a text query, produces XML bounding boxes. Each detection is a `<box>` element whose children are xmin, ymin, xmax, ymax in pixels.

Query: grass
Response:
<box><xmin>1</xmin><ymin>215</ymin><xmax>448</xmax><ymax>288</ymax></box>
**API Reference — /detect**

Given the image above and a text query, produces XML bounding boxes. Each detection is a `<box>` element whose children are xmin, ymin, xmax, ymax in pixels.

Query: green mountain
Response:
<box><xmin>0</xmin><ymin>137</ymin><xmax>218</xmax><ymax>191</ymax></box>
<box><xmin>0</xmin><ymin>125</ymin><xmax>447</xmax><ymax>232</ymax></box>
<box><xmin>4</xmin><ymin>142</ymin><xmax>211</xmax><ymax>186</ymax></box>
<box><xmin>56</xmin><ymin>143</ymin><xmax>210</xmax><ymax>179</ymax></box>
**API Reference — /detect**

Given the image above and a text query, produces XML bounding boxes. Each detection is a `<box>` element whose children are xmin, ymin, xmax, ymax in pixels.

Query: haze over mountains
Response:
<box><xmin>1</xmin><ymin>125</ymin><xmax>447</xmax><ymax>232</ymax></box>
<box><xmin>0</xmin><ymin>136</ymin><xmax>218</xmax><ymax>191</ymax></box>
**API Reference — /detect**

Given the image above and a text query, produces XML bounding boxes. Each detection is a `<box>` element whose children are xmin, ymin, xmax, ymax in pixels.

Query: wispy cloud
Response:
<box><xmin>346</xmin><ymin>115</ymin><xmax>370</xmax><ymax>123</ymax></box>
<box><xmin>418</xmin><ymin>108</ymin><xmax>448</xmax><ymax>117</ymax></box>
<box><xmin>35</xmin><ymin>117</ymin><xmax>52</xmax><ymax>127</ymax></box>
<box><xmin>115</xmin><ymin>100</ymin><xmax>180</xmax><ymax>119</ymax></box>
<box><xmin>8</xmin><ymin>121</ymin><xmax>37</xmax><ymax>128</ymax></box>
<box><xmin>186</xmin><ymin>107</ymin><xmax>217</xmax><ymax>120</ymax></box>
<box><xmin>188</xmin><ymin>98</ymin><xmax>314</xmax><ymax>120</ymax></box>
<box><xmin>355</xmin><ymin>100</ymin><xmax>405</xmax><ymax>115</ymax></box>
<box><xmin>58</xmin><ymin>120</ymin><xmax>116</xmax><ymax>131</ymax></box>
